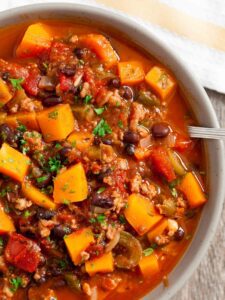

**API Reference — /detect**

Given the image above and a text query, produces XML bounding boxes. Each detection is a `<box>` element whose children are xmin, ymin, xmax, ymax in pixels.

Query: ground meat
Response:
<box><xmin>140</xmin><ymin>181</ymin><xmax>157</xmax><ymax>199</ymax></box>
<box><xmin>129</xmin><ymin>102</ymin><xmax>147</xmax><ymax>132</ymax></box>
<box><xmin>116</xmin><ymin>158</ymin><xmax>129</xmax><ymax>170</ymax></box>
<box><xmin>80</xmin><ymin>82</ymin><xmax>90</xmax><ymax>98</ymax></box>
<box><xmin>100</xmin><ymin>144</ymin><xmax>117</xmax><ymax>163</ymax></box>
<box><xmin>38</xmin><ymin>220</ymin><xmax>55</xmax><ymax>238</ymax></box>
<box><xmin>14</xmin><ymin>198</ymin><xmax>32</xmax><ymax>211</ymax></box>
<box><xmin>33</xmin><ymin>267</ymin><xmax>46</xmax><ymax>282</ymax></box>
<box><xmin>80</xmin><ymin>251</ymin><xmax>90</xmax><ymax>262</ymax></box>
<box><xmin>23</xmin><ymin>131</ymin><xmax>44</xmax><ymax>152</ymax></box>
<box><xmin>82</xmin><ymin>282</ymin><xmax>92</xmax><ymax>296</ymax></box>
<box><xmin>129</xmin><ymin>173</ymin><xmax>142</xmax><ymax>193</ymax></box>
<box><xmin>0</xmin><ymin>256</ymin><xmax>7</xmax><ymax>273</ymax></box>
<box><xmin>155</xmin><ymin>235</ymin><xmax>170</xmax><ymax>246</ymax></box>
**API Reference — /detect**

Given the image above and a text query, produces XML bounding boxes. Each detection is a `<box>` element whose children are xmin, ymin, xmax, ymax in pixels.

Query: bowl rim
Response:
<box><xmin>0</xmin><ymin>3</ymin><xmax>224</xmax><ymax>300</ymax></box>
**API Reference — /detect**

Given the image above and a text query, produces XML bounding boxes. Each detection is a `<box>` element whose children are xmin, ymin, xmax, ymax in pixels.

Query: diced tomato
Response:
<box><xmin>59</xmin><ymin>74</ymin><xmax>74</xmax><ymax>92</ymax></box>
<box><xmin>23</xmin><ymin>70</ymin><xmax>41</xmax><ymax>96</ymax></box>
<box><xmin>150</xmin><ymin>146</ymin><xmax>176</xmax><ymax>182</ymax></box>
<box><xmin>114</xmin><ymin>169</ymin><xmax>127</xmax><ymax>193</ymax></box>
<box><xmin>5</xmin><ymin>233</ymin><xmax>41</xmax><ymax>273</ymax></box>
<box><xmin>173</xmin><ymin>134</ymin><xmax>193</xmax><ymax>152</ymax></box>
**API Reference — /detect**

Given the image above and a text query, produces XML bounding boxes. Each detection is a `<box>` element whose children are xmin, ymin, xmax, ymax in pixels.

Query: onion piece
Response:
<box><xmin>38</xmin><ymin>76</ymin><xmax>55</xmax><ymax>91</ymax></box>
<box><xmin>139</xmin><ymin>134</ymin><xmax>152</xmax><ymax>148</ymax></box>
<box><xmin>105</xmin><ymin>231</ymin><xmax>120</xmax><ymax>253</ymax></box>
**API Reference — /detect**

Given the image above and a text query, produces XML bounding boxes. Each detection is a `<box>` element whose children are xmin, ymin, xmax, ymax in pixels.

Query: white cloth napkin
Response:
<box><xmin>1</xmin><ymin>0</ymin><xmax>225</xmax><ymax>94</ymax></box>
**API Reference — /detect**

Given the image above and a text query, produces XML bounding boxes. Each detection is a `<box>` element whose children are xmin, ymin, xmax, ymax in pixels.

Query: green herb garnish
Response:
<box><xmin>97</xmin><ymin>187</ymin><xmax>106</xmax><ymax>194</ymax></box>
<box><xmin>37</xmin><ymin>176</ymin><xmax>48</xmax><ymax>183</ymax></box>
<box><xmin>118</xmin><ymin>215</ymin><xmax>126</xmax><ymax>224</ymax></box>
<box><xmin>47</xmin><ymin>156</ymin><xmax>62</xmax><ymax>173</ymax></box>
<box><xmin>93</xmin><ymin>119</ymin><xmax>112</xmax><ymax>137</ymax></box>
<box><xmin>143</xmin><ymin>248</ymin><xmax>154</xmax><ymax>257</ymax></box>
<box><xmin>10</xmin><ymin>277</ymin><xmax>22</xmax><ymax>292</ymax></box>
<box><xmin>17</xmin><ymin>124</ymin><xmax>27</xmax><ymax>132</ymax></box>
<box><xmin>84</xmin><ymin>95</ymin><xmax>92</xmax><ymax>104</ymax></box>
<box><xmin>23</xmin><ymin>210</ymin><xmax>31</xmax><ymax>218</ymax></box>
<box><xmin>118</xmin><ymin>120</ymin><xmax>124</xmax><ymax>129</ymax></box>
<box><xmin>94</xmin><ymin>107</ymin><xmax>105</xmax><ymax>115</ymax></box>
<box><xmin>48</xmin><ymin>110</ymin><xmax>58</xmax><ymax>119</ymax></box>
<box><xmin>0</xmin><ymin>237</ymin><xmax>3</xmax><ymax>247</ymax></box>
<box><xmin>9</xmin><ymin>78</ymin><xmax>24</xmax><ymax>90</ymax></box>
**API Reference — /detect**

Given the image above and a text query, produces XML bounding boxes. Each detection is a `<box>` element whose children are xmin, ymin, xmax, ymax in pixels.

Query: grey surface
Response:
<box><xmin>173</xmin><ymin>89</ymin><xmax>225</xmax><ymax>300</ymax></box>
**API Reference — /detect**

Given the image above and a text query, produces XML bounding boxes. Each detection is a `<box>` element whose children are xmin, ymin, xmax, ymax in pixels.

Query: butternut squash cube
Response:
<box><xmin>79</xmin><ymin>34</ymin><xmax>118</xmax><ymax>68</ymax></box>
<box><xmin>6</xmin><ymin>112</ymin><xmax>39</xmax><ymax>131</ymax></box>
<box><xmin>16</xmin><ymin>23</ymin><xmax>52</xmax><ymax>58</ymax></box>
<box><xmin>37</xmin><ymin>104</ymin><xmax>75</xmax><ymax>142</ymax></box>
<box><xmin>22</xmin><ymin>182</ymin><xmax>56</xmax><ymax>210</ymax></box>
<box><xmin>64</xmin><ymin>227</ymin><xmax>94</xmax><ymax>265</ymax></box>
<box><xmin>178</xmin><ymin>172</ymin><xmax>206</xmax><ymax>208</ymax></box>
<box><xmin>0</xmin><ymin>206</ymin><xmax>15</xmax><ymax>234</ymax></box>
<box><xmin>145</xmin><ymin>66</ymin><xmax>176</xmax><ymax>100</ymax></box>
<box><xmin>67</xmin><ymin>131</ymin><xmax>94</xmax><ymax>151</ymax></box>
<box><xmin>147</xmin><ymin>218</ymin><xmax>168</xmax><ymax>242</ymax></box>
<box><xmin>124</xmin><ymin>193</ymin><xmax>162</xmax><ymax>235</ymax></box>
<box><xmin>0</xmin><ymin>143</ymin><xmax>30</xmax><ymax>182</ymax></box>
<box><xmin>139</xmin><ymin>253</ymin><xmax>159</xmax><ymax>277</ymax></box>
<box><xmin>118</xmin><ymin>61</ymin><xmax>145</xmax><ymax>85</ymax></box>
<box><xmin>0</xmin><ymin>78</ymin><xmax>13</xmax><ymax>107</ymax></box>
<box><xmin>53</xmin><ymin>163</ymin><xmax>88</xmax><ymax>204</ymax></box>
<box><xmin>85</xmin><ymin>252</ymin><xmax>114</xmax><ymax>276</ymax></box>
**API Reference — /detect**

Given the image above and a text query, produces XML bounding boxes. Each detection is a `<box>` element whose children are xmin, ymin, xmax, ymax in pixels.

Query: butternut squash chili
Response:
<box><xmin>0</xmin><ymin>22</ymin><xmax>207</xmax><ymax>300</ymax></box>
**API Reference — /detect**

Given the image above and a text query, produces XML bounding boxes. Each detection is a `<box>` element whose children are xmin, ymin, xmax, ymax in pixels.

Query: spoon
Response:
<box><xmin>188</xmin><ymin>126</ymin><xmax>225</xmax><ymax>139</ymax></box>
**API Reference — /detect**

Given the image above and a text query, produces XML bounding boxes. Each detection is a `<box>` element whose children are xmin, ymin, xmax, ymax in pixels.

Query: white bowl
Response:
<box><xmin>0</xmin><ymin>3</ymin><xmax>224</xmax><ymax>299</ymax></box>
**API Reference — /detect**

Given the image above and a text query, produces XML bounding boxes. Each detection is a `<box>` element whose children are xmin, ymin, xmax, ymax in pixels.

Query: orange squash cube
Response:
<box><xmin>22</xmin><ymin>182</ymin><xmax>56</xmax><ymax>210</ymax></box>
<box><xmin>139</xmin><ymin>253</ymin><xmax>160</xmax><ymax>277</ymax></box>
<box><xmin>0</xmin><ymin>143</ymin><xmax>30</xmax><ymax>182</ymax></box>
<box><xmin>79</xmin><ymin>34</ymin><xmax>118</xmax><ymax>68</ymax></box>
<box><xmin>67</xmin><ymin>131</ymin><xmax>94</xmax><ymax>151</ymax></box>
<box><xmin>53</xmin><ymin>163</ymin><xmax>88</xmax><ymax>204</ymax></box>
<box><xmin>0</xmin><ymin>78</ymin><xmax>13</xmax><ymax>107</ymax></box>
<box><xmin>145</xmin><ymin>66</ymin><xmax>176</xmax><ymax>100</ymax></box>
<box><xmin>6</xmin><ymin>112</ymin><xmax>39</xmax><ymax>131</ymax></box>
<box><xmin>37</xmin><ymin>104</ymin><xmax>75</xmax><ymax>142</ymax></box>
<box><xmin>85</xmin><ymin>252</ymin><xmax>114</xmax><ymax>276</ymax></box>
<box><xmin>118</xmin><ymin>61</ymin><xmax>145</xmax><ymax>85</ymax></box>
<box><xmin>64</xmin><ymin>228</ymin><xmax>94</xmax><ymax>265</ymax></box>
<box><xmin>124</xmin><ymin>193</ymin><xmax>162</xmax><ymax>235</ymax></box>
<box><xmin>16</xmin><ymin>23</ymin><xmax>52</xmax><ymax>58</ymax></box>
<box><xmin>178</xmin><ymin>172</ymin><xmax>206</xmax><ymax>208</ymax></box>
<box><xmin>0</xmin><ymin>206</ymin><xmax>15</xmax><ymax>234</ymax></box>
<box><xmin>147</xmin><ymin>219</ymin><xmax>168</xmax><ymax>242</ymax></box>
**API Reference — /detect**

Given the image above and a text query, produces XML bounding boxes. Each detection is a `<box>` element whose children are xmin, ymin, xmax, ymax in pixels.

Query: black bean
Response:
<box><xmin>123</xmin><ymin>131</ymin><xmax>140</xmax><ymax>144</ymax></box>
<box><xmin>36</xmin><ymin>174</ymin><xmax>52</xmax><ymax>189</ymax></box>
<box><xmin>96</xmin><ymin>169</ymin><xmax>112</xmax><ymax>183</ymax></box>
<box><xmin>60</xmin><ymin>66</ymin><xmax>76</xmax><ymax>77</ymax></box>
<box><xmin>174</xmin><ymin>227</ymin><xmax>185</xmax><ymax>241</ymax></box>
<box><xmin>120</xmin><ymin>86</ymin><xmax>133</xmax><ymax>100</ymax></box>
<box><xmin>102</xmin><ymin>139</ymin><xmax>113</xmax><ymax>145</ymax></box>
<box><xmin>52</xmin><ymin>225</ymin><xmax>72</xmax><ymax>239</ymax></box>
<box><xmin>109</xmin><ymin>78</ymin><xmax>120</xmax><ymax>89</ymax></box>
<box><xmin>93</xmin><ymin>136</ymin><xmax>101</xmax><ymax>146</ymax></box>
<box><xmin>74</xmin><ymin>48</ymin><xmax>84</xmax><ymax>59</ymax></box>
<box><xmin>125</xmin><ymin>144</ymin><xmax>135</xmax><ymax>156</ymax></box>
<box><xmin>36</xmin><ymin>208</ymin><xmax>56</xmax><ymax>220</ymax></box>
<box><xmin>42</xmin><ymin>96</ymin><xmax>62</xmax><ymax>107</ymax></box>
<box><xmin>151</xmin><ymin>122</ymin><xmax>170</xmax><ymax>138</ymax></box>
<box><xmin>59</xmin><ymin>147</ymin><xmax>72</xmax><ymax>161</ymax></box>
<box><xmin>1</xmin><ymin>72</ymin><xmax>9</xmax><ymax>81</ymax></box>
<box><xmin>0</xmin><ymin>124</ymin><xmax>17</xmax><ymax>147</ymax></box>
<box><xmin>92</xmin><ymin>193</ymin><xmax>114</xmax><ymax>208</ymax></box>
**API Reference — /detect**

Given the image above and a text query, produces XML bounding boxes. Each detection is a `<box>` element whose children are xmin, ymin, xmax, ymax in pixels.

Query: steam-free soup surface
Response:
<box><xmin>0</xmin><ymin>20</ymin><xmax>206</xmax><ymax>300</ymax></box>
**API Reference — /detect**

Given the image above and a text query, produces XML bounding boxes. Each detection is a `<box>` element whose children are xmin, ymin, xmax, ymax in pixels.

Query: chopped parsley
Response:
<box><xmin>10</xmin><ymin>277</ymin><xmax>22</xmax><ymax>292</ymax></box>
<box><xmin>17</xmin><ymin>124</ymin><xmax>27</xmax><ymax>132</ymax></box>
<box><xmin>23</xmin><ymin>210</ymin><xmax>31</xmax><ymax>218</ymax></box>
<box><xmin>47</xmin><ymin>156</ymin><xmax>61</xmax><ymax>173</ymax></box>
<box><xmin>118</xmin><ymin>215</ymin><xmax>126</xmax><ymax>224</ymax></box>
<box><xmin>55</xmin><ymin>143</ymin><xmax>62</xmax><ymax>149</ymax></box>
<box><xmin>143</xmin><ymin>247</ymin><xmax>154</xmax><ymax>256</ymax></box>
<box><xmin>118</xmin><ymin>120</ymin><xmax>124</xmax><ymax>129</ymax></box>
<box><xmin>169</xmin><ymin>178</ymin><xmax>181</xmax><ymax>189</ymax></box>
<box><xmin>97</xmin><ymin>187</ymin><xmax>106</xmax><ymax>194</ymax></box>
<box><xmin>0</xmin><ymin>237</ymin><xmax>3</xmax><ymax>247</ymax></box>
<box><xmin>84</xmin><ymin>95</ymin><xmax>92</xmax><ymax>104</ymax></box>
<box><xmin>9</xmin><ymin>78</ymin><xmax>24</xmax><ymax>90</ymax></box>
<box><xmin>170</xmin><ymin>187</ymin><xmax>178</xmax><ymax>198</ymax></box>
<box><xmin>48</xmin><ymin>110</ymin><xmax>58</xmax><ymax>119</ymax></box>
<box><xmin>93</xmin><ymin>119</ymin><xmax>112</xmax><ymax>137</ymax></box>
<box><xmin>36</xmin><ymin>176</ymin><xmax>48</xmax><ymax>183</ymax></box>
<box><xmin>58</xmin><ymin>259</ymin><xmax>68</xmax><ymax>269</ymax></box>
<box><xmin>94</xmin><ymin>107</ymin><xmax>105</xmax><ymax>115</ymax></box>
<box><xmin>90</xmin><ymin>214</ymin><xmax>106</xmax><ymax>224</ymax></box>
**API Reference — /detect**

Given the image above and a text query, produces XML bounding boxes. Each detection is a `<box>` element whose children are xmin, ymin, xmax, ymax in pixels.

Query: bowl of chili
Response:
<box><xmin>0</xmin><ymin>3</ymin><xmax>224</xmax><ymax>300</ymax></box>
